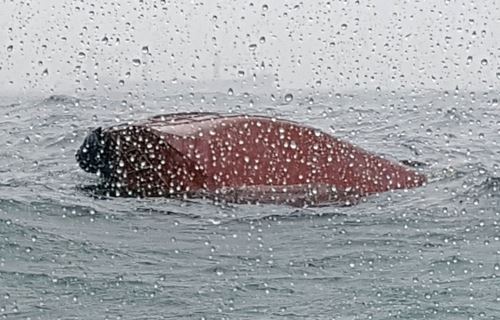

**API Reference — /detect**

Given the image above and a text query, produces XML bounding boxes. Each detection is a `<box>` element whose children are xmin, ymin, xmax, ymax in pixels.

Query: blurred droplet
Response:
<box><xmin>142</xmin><ymin>46</ymin><xmax>149</xmax><ymax>54</ymax></box>
<box><xmin>132</xmin><ymin>58</ymin><xmax>141</xmax><ymax>66</ymax></box>
<box><xmin>6</xmin><ymin>45</ymin><xmax>13</xmax><ymax>52</ymax></box>
<box><xmin>227</xmin><ymin>88</ymin><xmax>234</xmax><ymax>96</ymax></box>
<box><xmin>284</xmin><ymin>93</ymin><xmax>293</xmax><ymax>103</ymax></box>
<box><xmin>248</xmin><ymin>43</ymin><xmax>257</xmax><ymax>51</ymax></box>
<box><xmin>480</xmin><ymin>58</ymin><xmax>488</xmax><ymax>66</ymax></box>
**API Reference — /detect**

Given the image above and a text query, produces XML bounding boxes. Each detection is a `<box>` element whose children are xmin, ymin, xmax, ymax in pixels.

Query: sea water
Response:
<box><xmin>0</xmin><ymin>91</ymin><xmax>499</xmax><ymax>319</ymax></box>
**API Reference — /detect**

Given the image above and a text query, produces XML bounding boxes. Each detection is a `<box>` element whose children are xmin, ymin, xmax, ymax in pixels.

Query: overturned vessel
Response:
<box><xmin>76</xmin><ymin>113</ymin><xmax>426</xmax><ymax>206</ymax></box>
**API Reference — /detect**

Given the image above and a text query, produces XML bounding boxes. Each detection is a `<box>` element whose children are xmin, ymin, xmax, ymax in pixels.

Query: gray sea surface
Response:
<box><xmin>1</xmin><ymin>91</ymin><xmax>499</xmax><ymax>319</ymax></box>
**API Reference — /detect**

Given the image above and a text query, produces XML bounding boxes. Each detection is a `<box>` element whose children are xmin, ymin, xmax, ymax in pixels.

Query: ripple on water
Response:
<box><xmin>0</xmin><ymin>93</ymin><xmax>499</xmax><ymax>319</ymax></box>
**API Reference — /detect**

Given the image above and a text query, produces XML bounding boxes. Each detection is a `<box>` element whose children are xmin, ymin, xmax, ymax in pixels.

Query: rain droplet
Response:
<box><xmin>227</xmin><ymin>88</ymin><xmax>234</xmax><ymax>96</ymax></box>
<box><xmin>466</xmin><ymin>56</ymin><xmax>473</xmax><ymax>64</ymax></box>
<box><xmin>6</xmin><ymin>45</ymin><xmax>13</xmax><ymax>52</ymax></box>
<box><xmin>101</xmin><ymin>36</ymin><xmax>109</xmax><ymax>44</ymax></box>
<box><xmin>78</xmin><ymin>52</ymin><xmax>86</xmax><ymax>58</ymax></box>
<box><xmin>248</xmin><ymin>43</ymin><xmax>257</xmax><ymax>51</ymax></box>
<box><xmin>341</xmin><ymin>23</ymin><xmax>348</xmax><ymax>30</ymax></box>
<box><xmin>132</xmin><ymin>58</ymin><xmax>141</xmax><ymax>66</ymax></box>
<box><xmin>284</xmin><ymin>93</ymin><xmax>293</xmax><ymax>103</ymax></box>
<box><xmin>238</xmin><ymin>70</ymin><xmax>245</xmax><ymax>77</ymax></box>
<box><xmin>42</xmin><ymin>68</ymin><xmax>49</xmax><ymax>76</ymax></box>
<box><xmin>480</xmin><ymin>58</ymin><xmax>488</xmax><ymax>66</ymax></box>
<box><xmin>262</xmin><ymin>4</ymin><xmax>269</xmax><ymax>11</ymax></box>
<box><xmin>142</xmin><ymin>46</ymin><xmax>149</xmax><ymax>54</ymax></box>
<box><xmin>496</xmin><ymin>72</ymin><xmax>500</xmax><ymax>80</ymax></box>
<box><xmin>259</xmin><ymin>36</ymin><xmax>266</xmax><ymax>44</ymax></box>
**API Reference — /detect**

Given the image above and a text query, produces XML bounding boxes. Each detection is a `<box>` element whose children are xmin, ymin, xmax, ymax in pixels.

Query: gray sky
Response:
<box><xmin>1</xmin><ymin>0</ymin><xmax>499</xmax><ymax>96</ymax></box>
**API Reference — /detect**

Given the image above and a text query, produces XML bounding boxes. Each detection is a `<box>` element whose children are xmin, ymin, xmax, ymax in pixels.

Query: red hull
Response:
<box><xmin>77</xmin><ymin>113</ymin><xmax>426</xmax><ymax>206</ymax></box>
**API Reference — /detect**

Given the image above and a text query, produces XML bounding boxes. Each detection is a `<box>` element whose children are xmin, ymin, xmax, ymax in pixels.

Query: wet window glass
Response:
<box><xmin>1</xmin><ymin>1</ymin><xmax>499</xmax><ymax>319</ymax></box>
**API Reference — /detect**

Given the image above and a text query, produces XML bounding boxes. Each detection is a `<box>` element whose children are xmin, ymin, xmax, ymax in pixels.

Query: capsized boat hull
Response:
<box><xmin>76</xmin><ymin>113</ymin><xmax>426</xmax><ymax>206</ymax></box>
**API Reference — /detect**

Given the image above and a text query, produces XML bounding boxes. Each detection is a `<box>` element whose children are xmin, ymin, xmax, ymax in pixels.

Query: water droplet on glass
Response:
<box><xmin>42</xmin><ymin>68</ymin><xmax>49</xmax><ymax>76</ymax></box>
<box><xmin>132</xmin><ymin>58</ymin><xmax>141</xmax><ymax>66</ymax></box>
<box><xmin>142</xmin><ymin>46</ymin><xmax>149</xmax><ymax>54</ymax></box>
<box><xmin>6</xmin><ymin>45</ymin><xmax>13</xmax><ymax>52</ymax></box>
<box><xmin>78</xmin><ymin>52</ymin><xmax>86</xmax><ymax>58</ymax></box>
<box><xmin>262</xmin><ymin>4</ymin><xmax>269</xmax><ymax>11</ymax></box>
<box><xmin>227</xmin><ymin>88</ymin><xmax>234</xmax><ymax>96</ymax></box>
<box><xmin>480</xmin><ymin>58</ymin><xmax>488</xmax><ymax>66</ymax></box>
<box><xmin>101</xmin><ymin>36</ymin><xmax>109</xmax><ymax>44</ymax></box>
<box><xmin>259</xmin><ymin>36</ymin><xmax>266</xmax><ymax>44</ymax></box>
<box><xmin>284</xmin><ymin>93</ymin><xmax>293</xmax><ymax>103</ymax></box>
<box><xmin>466</xmin><ymin>56</ymin><xmax>473</xmax><ymax>64</ymax></box>
<box><xmin>341</xmin><ymin>23</ymin><xmax>348</xmax><ymax>30</ymax></box>
<box><xmin>248</xmin><ymin>43</ymin><xmax>257</xmax><ymax>51</ymax></box>
<box><xmin>496</xmin><ymin>72</ymin><xmax>500</xmax><ymax>80</ymax></box>
<box><xmin>238</xmin><ymin>70</ymin><xmax>245</xmax><ymax>77</ymax></box>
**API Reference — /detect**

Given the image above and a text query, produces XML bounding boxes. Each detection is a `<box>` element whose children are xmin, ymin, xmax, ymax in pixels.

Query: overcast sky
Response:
<box><xmin>1</xmin><ymin>0</ymin><xmax>499</xmax><ymax>96</ymax></box>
